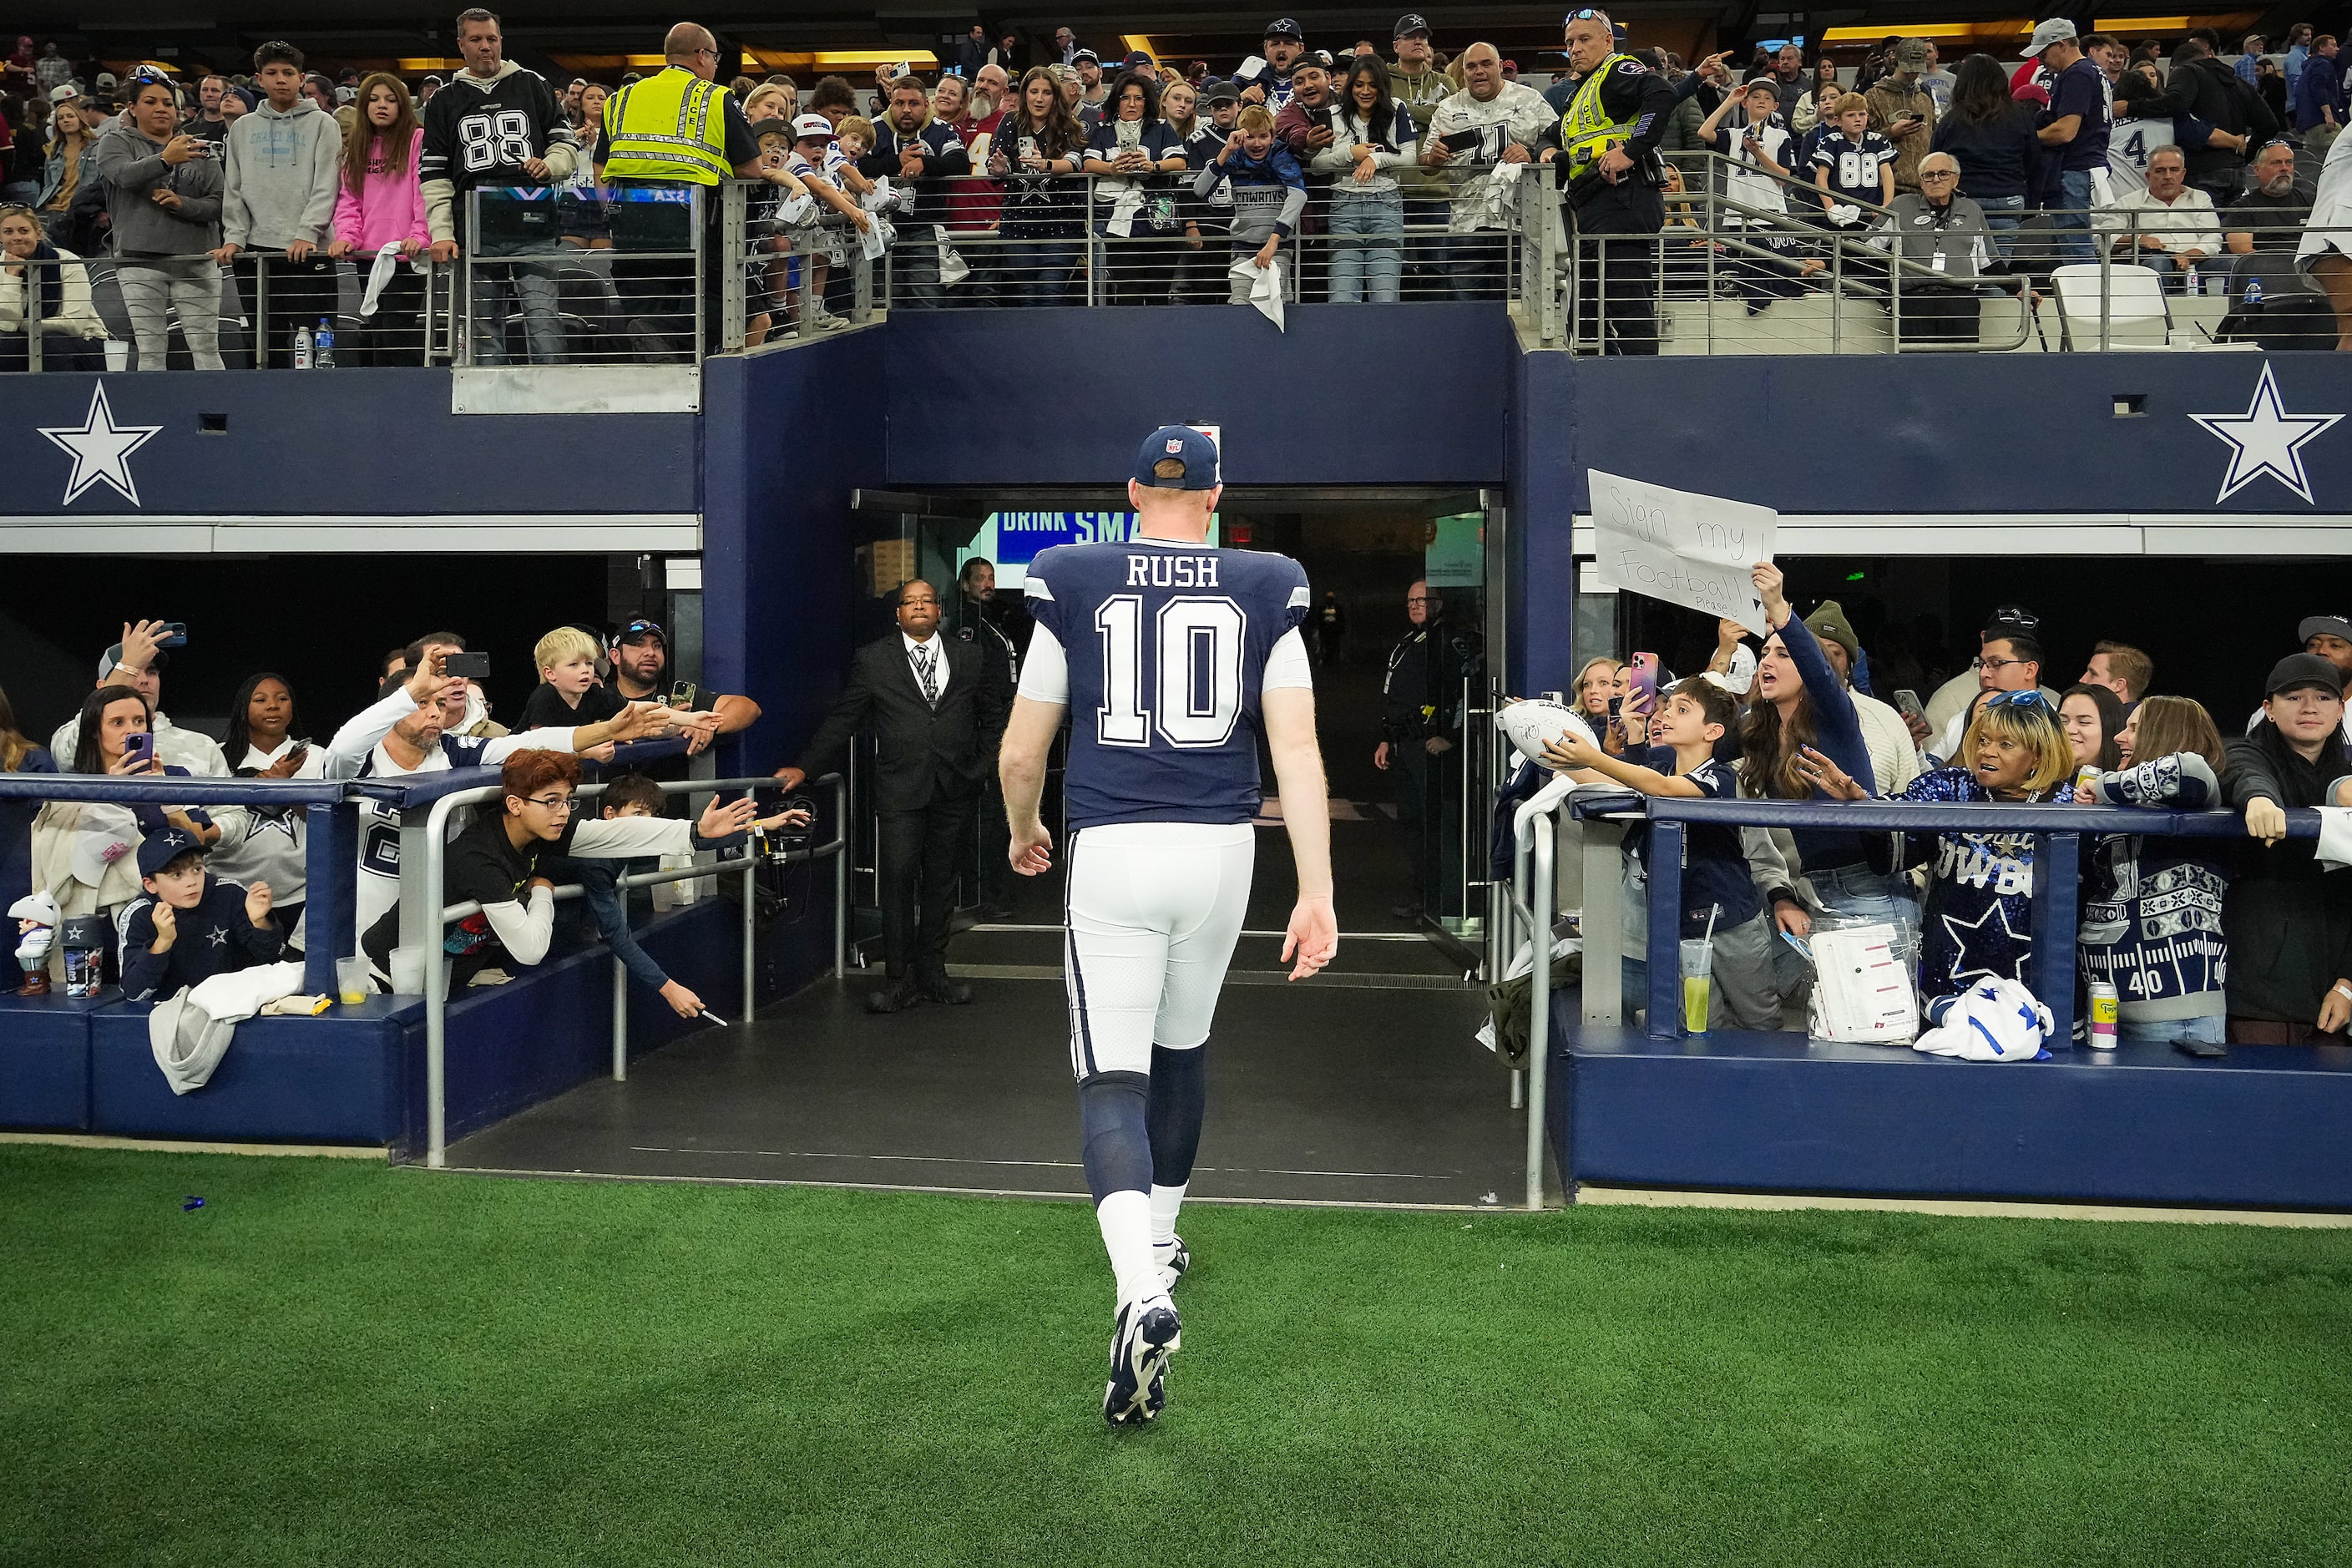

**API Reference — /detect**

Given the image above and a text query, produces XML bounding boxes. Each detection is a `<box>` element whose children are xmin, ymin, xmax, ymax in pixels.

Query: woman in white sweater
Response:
<box><xmin>1309</xmin><ymin>56</ymin><xmax>1419</xmax><ymax>302</ymax></box>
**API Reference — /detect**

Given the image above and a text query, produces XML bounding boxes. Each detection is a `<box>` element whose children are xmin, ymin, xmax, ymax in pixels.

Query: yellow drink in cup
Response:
<box><xmin>334</xmin><ymin>957</ymin><xmax>371</xmax><ymax>1007</ymax></box>
<box><xmin>1682</xmin><ymin>974</ymin><xmax>1711</xmax><ymax>1034</ymax></box>
<box><xmin>1677</xmin><ymin>938</ymin><xmax>1714</xmax><ymax>1034</ymax></box>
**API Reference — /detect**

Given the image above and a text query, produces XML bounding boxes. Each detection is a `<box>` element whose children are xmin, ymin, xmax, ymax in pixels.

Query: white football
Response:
<box><xmin>1496</xmin><ymin>699</ymin><xmax>1597</xmax><ymax>766</ymax></box>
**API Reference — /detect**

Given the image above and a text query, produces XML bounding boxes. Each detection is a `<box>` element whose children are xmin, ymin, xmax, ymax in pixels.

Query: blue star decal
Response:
<box><xmin>1941</xmin><ymin>899</ymin><xmax>2030</xmax><ymax>989</ymax></box>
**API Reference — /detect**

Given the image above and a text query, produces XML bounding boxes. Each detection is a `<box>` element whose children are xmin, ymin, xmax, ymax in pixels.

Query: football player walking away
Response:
<box><xmin>999</xmin><ymin>425</ymin><xmax>1339</xmax><ymax>1425</ymax></box>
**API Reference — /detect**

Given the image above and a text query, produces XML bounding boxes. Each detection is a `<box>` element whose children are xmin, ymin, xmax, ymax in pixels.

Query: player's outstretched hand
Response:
<box><xmin>1282</xmin><ymin>893</ymin><xmax>1338</xmax><ymax>981</ymax></box>
<box><xmin>1009</xmin><ymin>820</ymin><xmax>1054</xmax><ymax>877</ymax></box>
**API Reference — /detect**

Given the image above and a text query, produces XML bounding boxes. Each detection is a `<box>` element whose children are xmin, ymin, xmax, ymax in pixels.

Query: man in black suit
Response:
<box><xmin>776</xmin><ymin>579</ymin><xmax>1009</xmax><ymax>1013</ymax></box>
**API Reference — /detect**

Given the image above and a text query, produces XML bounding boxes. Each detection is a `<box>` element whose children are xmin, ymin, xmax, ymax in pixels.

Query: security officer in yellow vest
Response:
<box><xmin>1533</xmin><ymin>10</ymin><xmax>1677</xmax><ymax>353</ymax></box>
<box><xmin>599</xmin><ymin>22</ymin><xmax>802</xmax><ymax>357</ymax></box>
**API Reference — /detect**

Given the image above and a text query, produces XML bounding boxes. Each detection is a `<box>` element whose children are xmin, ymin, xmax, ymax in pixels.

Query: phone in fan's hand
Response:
<box><xmin>670</xmin><ymin>680</ymin><xmax>700</xmax><ymax>710</ymax></box>
<box><xmin>157</xmin><ymin>622</ymin><xmax>188</xmax><ymax>648</ymax></box>
<box><xmin>123</xmin><ymin>732</ymin><xmax>156</xmax><ymax>771</ymax></box>
<box><xmin>443</xmin><ymin>650</ymin><xmax>492</xmax><ymax>680</ymax></box>
<box><xmin>1627</xmin><ymin>652</ymin><xmax>1661</xmax><ymax>709</ymax></box>
<box><xmin>1893</xmin><ymin>688</ymin><xmax>1928</xmax><ymax>727</ymax></box>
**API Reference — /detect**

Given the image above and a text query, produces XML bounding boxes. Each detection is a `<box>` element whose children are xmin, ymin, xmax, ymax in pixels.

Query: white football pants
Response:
<box><xmin>1063</xmin><ymin>822</ymin><xmax>1255</xmax><ymax>1080</ymax></box>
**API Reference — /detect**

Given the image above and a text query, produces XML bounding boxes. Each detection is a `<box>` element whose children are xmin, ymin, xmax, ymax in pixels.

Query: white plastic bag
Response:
<box><xmin>1803</xmin><ymin>920</ymin><xmax>1918</xmax><ymax>1043</ymax></box>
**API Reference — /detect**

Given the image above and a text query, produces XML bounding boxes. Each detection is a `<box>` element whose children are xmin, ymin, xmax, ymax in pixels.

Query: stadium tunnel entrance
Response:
<box><xmin>442</xmin><ymin>485</ymin><xmax>1534</xmax><ymax>1206</ymax></box>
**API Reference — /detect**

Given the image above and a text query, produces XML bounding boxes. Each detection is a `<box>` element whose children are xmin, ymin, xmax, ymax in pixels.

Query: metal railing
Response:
<box><xmin>0</xmin><ymin>771</ymin><xmax>362</xmax><ymax>994</ymax></box>
<box><xmin>410</xmin><ymin>770</ymin><xmax>847</xmax><ymax>1168</ymax></box>
<box><xmin>1506</xmin><ymin>786</ymin><xmax>2329</xmax><ymax>1209</ymax></box>
<box><xmin>8</xmin><ymin>159</ymin><xmax>2328</xmax><ymax>367</ymax></box>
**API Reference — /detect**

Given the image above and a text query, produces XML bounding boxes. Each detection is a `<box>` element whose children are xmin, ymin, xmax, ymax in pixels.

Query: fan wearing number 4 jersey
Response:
<box><xmin>1000</xmin><ymin>424</ymin><xmax>1338</xmax><ymax>1427</ymax></box>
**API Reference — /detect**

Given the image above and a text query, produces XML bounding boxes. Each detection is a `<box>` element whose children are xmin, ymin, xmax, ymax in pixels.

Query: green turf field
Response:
<box><xmin>5</xmin><ymin>1143</ymin><xmax>2349</xmax><ymax>1565</ymax></box>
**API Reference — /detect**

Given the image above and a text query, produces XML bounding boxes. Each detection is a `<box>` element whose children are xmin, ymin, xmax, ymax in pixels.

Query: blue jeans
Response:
<box><xmin>1975</xmin><ymin>194</ymin><xmax>2025</xmax><ymax>262</ymax></box>
<box><xmin>2051</xmin><ymin>169</ymin><xmax>2096</xmax><ymax>265</ymax></box>
<box><xmin>1808</xmin><ymin>862</ymin><xmax>1921</xmax><ymax>956</ymax></box>
<box><xmin>2117</xmin><ymin>1013</ymin><xmax>2226</xmax><ymax>1044</ymax></box>
<box><xmin>1328</xmin><ymin>190</ymin><xmax>1404</xmax><ymax>302</ymax></box>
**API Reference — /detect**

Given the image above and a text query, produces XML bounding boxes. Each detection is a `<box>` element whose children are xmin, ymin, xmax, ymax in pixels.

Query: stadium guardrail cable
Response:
<box><xmin>1502</xmin><ymin>788</ymin><xmax>2330</xmax><ymax>1211</ymax></box>
<box><xmin>401</xmin><ymin>770</ymin><xmax>847</xmax><ymax>1169</ymax></box>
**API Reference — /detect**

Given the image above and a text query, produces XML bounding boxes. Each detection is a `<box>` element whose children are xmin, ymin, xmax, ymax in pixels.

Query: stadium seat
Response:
<box><xmin>2049</xmin><ymin>262</ymin><xmax>2170</xmax><ymax>348</ymax></box>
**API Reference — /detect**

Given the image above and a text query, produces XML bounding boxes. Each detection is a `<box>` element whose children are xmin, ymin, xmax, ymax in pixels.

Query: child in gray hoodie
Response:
<box><xmin>94</xmin><ymin>73</ymin><xmax>226</xmax><ymax>368</ymax></box>
<box><xmin>215</xmin><ymin>40</ymin><xmax>341</xmax><ymax>365</ymax></box>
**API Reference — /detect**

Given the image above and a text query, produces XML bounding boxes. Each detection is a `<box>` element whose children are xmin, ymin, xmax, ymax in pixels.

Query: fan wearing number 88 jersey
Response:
<box><xmin>1002</xmin><ymin>424</ymin><xmax>1337</xmax><ymax>1425</ymax></box>
<box><xmin>417</xmin><ymin>25</ymin><xmax>579</xmax><ymax>252</ymax></box>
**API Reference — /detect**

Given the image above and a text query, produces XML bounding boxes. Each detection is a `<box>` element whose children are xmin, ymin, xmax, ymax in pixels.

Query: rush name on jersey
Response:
<box><xmin>1024</xmin><ymin>539</ymin><xmax>1312</xmax><ymax>831</ymax></box>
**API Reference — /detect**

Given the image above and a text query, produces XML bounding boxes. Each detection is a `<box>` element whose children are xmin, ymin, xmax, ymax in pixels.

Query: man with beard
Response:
<box><xmin>857</xmin><ymin>73</ymin><xmax>973</xmax><ymax>308</ymax></box>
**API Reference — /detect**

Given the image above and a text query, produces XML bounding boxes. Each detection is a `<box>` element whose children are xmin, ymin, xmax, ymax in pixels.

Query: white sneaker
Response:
<box><xmin>1103</xmin><ymin>1294</ymin><xmax>1181</xmax><ymax>1425</ymax></box>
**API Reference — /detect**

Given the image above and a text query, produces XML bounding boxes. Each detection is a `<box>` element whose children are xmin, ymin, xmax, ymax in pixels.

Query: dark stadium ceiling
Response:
<box><xmin>26</xmin><ymin>3</ymin><xmax>2294</xmax><ymax>76</ymax></box>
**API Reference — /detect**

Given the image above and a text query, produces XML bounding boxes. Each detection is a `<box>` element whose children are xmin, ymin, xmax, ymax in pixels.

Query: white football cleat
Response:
<box><xmin>1103</xmin><ymin>1294</ymin><xmax>1181</xmax><ymax>1426</ymax></box>
<box><xmin>1154</xmin><ymin>1235</ymin><xmax>1191</xmax><ymax>1294</ymax></box>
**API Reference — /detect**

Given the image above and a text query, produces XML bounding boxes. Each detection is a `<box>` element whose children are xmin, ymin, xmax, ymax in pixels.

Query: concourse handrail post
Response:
<box><xmin>462</xmin><ymin>189</ymin><xmax>477</xmax><ymax>367</ymax></box>
<box><xmin>721</xmin><ymin>179</ymin><xmax>747</xmax><ymax>351</ymax></box>
<box><xmin>691</xmin><ymin>186</ymin><xmax>706</xmax><ymax>365</ymax></box>
<box><xmin>1525</xmin><ymin>810</ymin><xmax>1555</xmax><ymax>1210</ymax></box>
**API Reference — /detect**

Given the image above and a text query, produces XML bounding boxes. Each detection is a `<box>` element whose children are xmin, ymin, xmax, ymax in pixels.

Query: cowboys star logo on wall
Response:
<box><xmin>40</xmin><ymin>382</ymin><xmax>161</xmax><ymax>507</ymax></box>
<box><xmin>2188</xmin><ymin>362</ymin><xmax>2343</xmax><ymax>505</ymax></box>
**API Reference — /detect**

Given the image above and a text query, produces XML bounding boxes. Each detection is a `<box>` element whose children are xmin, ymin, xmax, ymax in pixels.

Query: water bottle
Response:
<box><xmin>314</xmin><ymin>317</ymin><xmax>336</xmax><ymax>368</ymax></box>
<box><xmin>62</xmin><ymin>915</ymin><xmax>104</xmax><ymax>999</ymax></box>
<box><xmin>293</xmin><ymin>321</ymin><xmax>313</xmax><ymax>369</ymax></box>
<box><xmin>2245</xmin><ymin>276</ymin><xmax>2264</xmax><ymax>307</ymax></box>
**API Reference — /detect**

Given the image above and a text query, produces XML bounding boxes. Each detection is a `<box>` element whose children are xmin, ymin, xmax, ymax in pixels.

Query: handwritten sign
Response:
<box><xmin>1586</xmin><ymin>470</ymin><xmax>1778</xmax><ymax>635</ymax></box>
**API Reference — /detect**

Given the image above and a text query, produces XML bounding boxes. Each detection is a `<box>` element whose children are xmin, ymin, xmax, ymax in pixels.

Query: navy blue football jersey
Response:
<box><xmin>1026</xmin><ymin>539</ymin><xmax>1311</xmax><ymax>830</ymax></box>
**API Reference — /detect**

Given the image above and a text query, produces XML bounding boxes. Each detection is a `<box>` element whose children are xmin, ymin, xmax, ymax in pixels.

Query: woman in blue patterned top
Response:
<box><xmin>1806</xmin><ymin>690</ymin><xmax>2075</xmax><ymax>1002</ymax></box>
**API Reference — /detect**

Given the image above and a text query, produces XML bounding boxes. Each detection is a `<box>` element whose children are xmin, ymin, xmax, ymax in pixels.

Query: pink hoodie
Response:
<box><xmin>333</xmin><ymin>126</ymin><xmax>428</xmax><ymax>251</ymax></box>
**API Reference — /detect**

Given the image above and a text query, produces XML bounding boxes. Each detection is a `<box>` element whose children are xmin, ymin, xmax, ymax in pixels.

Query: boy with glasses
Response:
<box><xmin>358</xmin><ymin>749</ymin><xmax>759</xmax><ymax>989</ymax></box>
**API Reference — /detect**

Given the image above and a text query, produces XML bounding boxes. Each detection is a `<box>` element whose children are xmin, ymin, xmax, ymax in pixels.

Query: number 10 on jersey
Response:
<box><xmin>1095</xmin><ymin>594</ymin><xmax>1246</xmax><ymax>748</ymax></box>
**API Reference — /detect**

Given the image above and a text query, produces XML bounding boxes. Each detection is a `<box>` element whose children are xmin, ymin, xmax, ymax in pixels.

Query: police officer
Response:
<box><xmin>1538</xmin><ymin>9</ymin><xmax>1676</xmax><ymax>353</ymax></box>
<box><xmin>1375</xmin><ymin>579</ymin><xmax>1469</xmax><ymax>921</ymax></box>
<box><xmin>598</xmin><ymin>21</ymin><xmax>801</xmax><ymax>356</ymax></box>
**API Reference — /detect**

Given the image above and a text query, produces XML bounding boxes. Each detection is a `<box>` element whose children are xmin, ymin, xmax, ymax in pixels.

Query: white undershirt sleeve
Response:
<box><xmin>1017</xmin><ymin>625</ymin><xmax>1071</xmax><ymax>704</ymax></box>
<box><xmin>481</xmin><ymin>887</ymin><xmax>555</xmax><ymax>966</ymax></box>
<box><xmin>1262</xmin><ymin>627</ymin><xmax>1314</xmax><ymax>691</ymax></box>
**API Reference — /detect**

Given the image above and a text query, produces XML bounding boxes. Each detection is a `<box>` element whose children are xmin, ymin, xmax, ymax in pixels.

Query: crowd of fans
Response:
<box><xmin>0</xmin><ymin>614</ymin><xmax>775</xmax><ymax>1019</ymax></box>
<box><xmin>1545</xmin><ymin>591</ymin><xmax>2352</xmax><ymax>1047</ymax></box>
<box><xmin>8</xmin><ymin>14</ymin><xmax>2352</xmax><ymax>358</ymax></box>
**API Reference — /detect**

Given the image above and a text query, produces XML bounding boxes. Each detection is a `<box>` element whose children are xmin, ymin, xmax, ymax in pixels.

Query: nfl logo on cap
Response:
<box><xmin>1166</xmin><ymin>438</ymin><xmax>1185</xmax><ymax>453</ymax></box>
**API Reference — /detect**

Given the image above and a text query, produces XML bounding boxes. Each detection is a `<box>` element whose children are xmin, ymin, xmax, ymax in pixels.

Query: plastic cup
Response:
<box><xmin>1679</xmin><ymin>938</ymin><xmax>1714</xmax><ymax>1034</ymax></box>
<box><xmin>387</xmin><ymin>946</ymin><xmax>427</xmax><ymax>997</ymax></box>
<box><xmin>335</xmin><ymin>956</ymin><xmax>370</xmax><ymax>1006</ymax></box>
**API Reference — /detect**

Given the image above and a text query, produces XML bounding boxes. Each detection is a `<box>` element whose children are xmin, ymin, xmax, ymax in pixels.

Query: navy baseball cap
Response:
<box><xmin>1266</xmin><ymin>18</ymin><xmax>1305</xmax><ymax>41</ymax></box>
<box><xmin>1134</xmin><ymin>426</ymin><xmax>1222</xmax><ymax>489</ymax></box>
<box><xmin>1394</xmin><ymin>13</ymin><xmax>1431</xmax><ymax>38</ymax></box>
<box><xmin>137</xmin><ymin>828</ymin><xmax>205</xmax><ymax>879</ymax></box>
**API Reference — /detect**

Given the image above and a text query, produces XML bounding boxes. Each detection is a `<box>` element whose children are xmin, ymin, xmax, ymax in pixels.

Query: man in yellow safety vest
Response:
<box><xmin>599</xmin><ymin>20</ymin><xmax>806</xmax><ymax>356</ymax></box>
<box><xmin>1536</xmin><ymin>9</ymin><xmax>1676</xmax><ymax>352</ymax></box>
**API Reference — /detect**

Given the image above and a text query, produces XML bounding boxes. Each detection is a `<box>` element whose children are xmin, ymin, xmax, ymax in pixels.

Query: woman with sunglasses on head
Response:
<box><xmin>0</xmin><ymin>200</ymin><xmax>105</xmax><ymax>369</ymax></box>
<box><xmin>1804</xmin><ymin>688</ymin><xmax>2076</xmax><ymax>1002</ymax></box>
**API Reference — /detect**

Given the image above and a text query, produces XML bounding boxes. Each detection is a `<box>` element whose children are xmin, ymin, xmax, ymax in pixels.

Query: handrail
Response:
<box><xmin>1595</xmin><ymin>792</ymin><xmax>2311</xmax><ymax>1041</ymax></box>
<box><xmin>415</xmin><ymin>771</ymin><xmax>847</xmax><ymax>1167</ymax></box>
<box><xmin>1525</xmin><ymin>810</ymin><xmax>1555</xmax><ymax>1211</ymax></box>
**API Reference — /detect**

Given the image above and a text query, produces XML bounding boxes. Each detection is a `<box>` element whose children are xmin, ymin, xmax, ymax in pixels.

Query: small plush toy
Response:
<box><xmin>11</xmin><ymin>890</ymin><xmax>60</xmax><ymax>996</ymax></box>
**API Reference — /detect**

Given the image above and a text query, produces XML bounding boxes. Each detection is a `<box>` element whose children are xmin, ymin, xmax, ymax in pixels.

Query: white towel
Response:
<box><xmin>149</xmin><ymin>959</ymin><xmax>307</xmax><ymax>1095</ymax></box>
<box><xmin>358</xmin><ymin>241</ymin><xmax>421</xmax><ymax>318</ymax></box>
<box><xmin>1228</xmin><ymin>255</ymin><xmax>1285</xmax><ymax>330</ymax></box>
<box><xmin>2317</xmin><ymin>805</ymin><xmax>2352</xmax><ymax>870</ymax></box>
